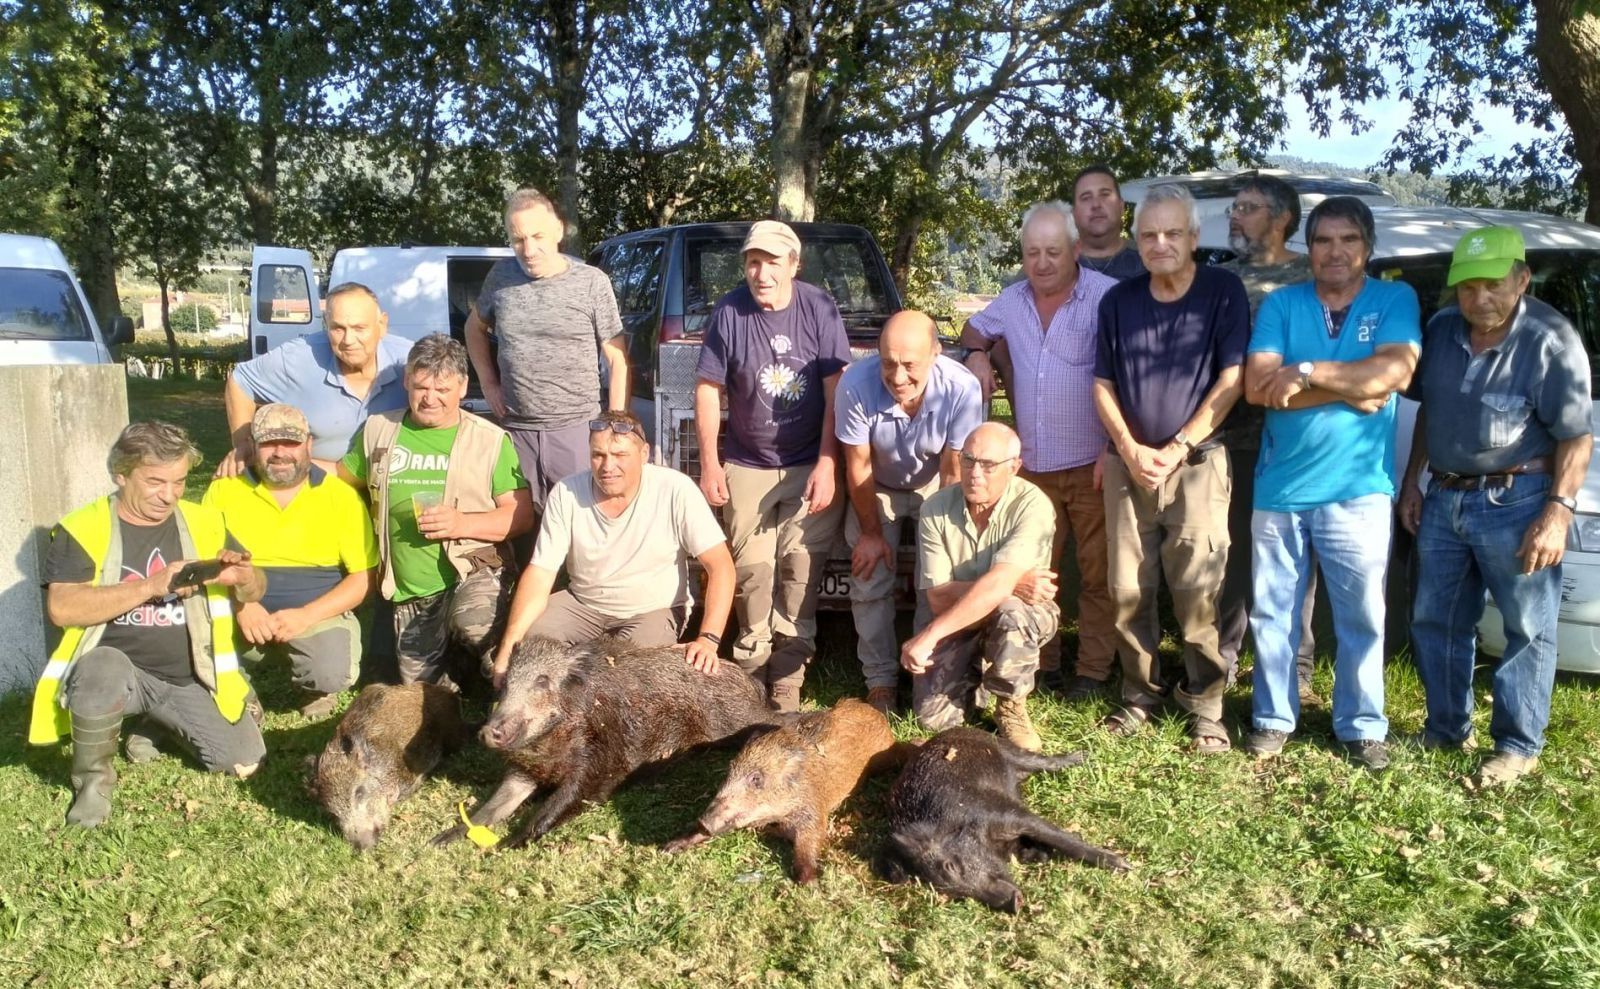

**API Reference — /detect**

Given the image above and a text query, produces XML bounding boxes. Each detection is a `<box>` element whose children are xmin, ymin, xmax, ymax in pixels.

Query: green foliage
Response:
<box><xmin>119</xmin><ymin>296</ymin><xmax>144</xmax><ymax>329</ymax></box>
<box><xmin>167</xmin><ymin>301</ymin><xmax>219</xmax><ymax>333</ymax></box>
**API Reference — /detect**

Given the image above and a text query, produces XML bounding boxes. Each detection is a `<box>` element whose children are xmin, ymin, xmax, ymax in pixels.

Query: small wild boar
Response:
<box><xmin>312</xmin><ymin>682</ymin><xmax>467</xmax><ymax>850</ymax></box>
<box><xmin>663</xmin><ymin>698</ymin><xmax>911</xmax><ymax>883</ymax></box>
<box><xmin>876</xmin><ymin>727</ymin><xmax>1129</xmax><ymax>912</ymax></box>
<box><xmin>431</xmin><ymin>636</ymin><xmax>779</xmax><ymax>850</ymax></box>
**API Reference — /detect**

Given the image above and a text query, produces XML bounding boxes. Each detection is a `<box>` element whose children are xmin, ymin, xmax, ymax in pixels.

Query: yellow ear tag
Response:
<box><xmin>459</xmin><ymin>801</ymin><xmax>500</xmax><ymax>849</ymax></box>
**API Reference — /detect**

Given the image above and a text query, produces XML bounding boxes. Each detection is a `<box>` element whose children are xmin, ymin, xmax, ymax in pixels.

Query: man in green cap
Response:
<box><xmin>1399</xmin><ymin>225</ymin><xmax>1593</xmax><ymax>787</ymax></box>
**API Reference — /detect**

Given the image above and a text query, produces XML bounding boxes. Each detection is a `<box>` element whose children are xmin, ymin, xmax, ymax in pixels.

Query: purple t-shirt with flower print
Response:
<box><xmin>695</xmin><ymin>281</ymin><xmax>852</xmax><ymax>469</ymax></box>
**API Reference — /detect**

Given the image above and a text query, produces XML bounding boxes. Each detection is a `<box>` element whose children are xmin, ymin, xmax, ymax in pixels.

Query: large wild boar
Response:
<box><xmin>431</xmin><ymin>636</ymin><xmax>779</xmax><ymax>850</ymax></box>
<box><xmin>876</xmin><ymin>727</ymin><xmax>1129</xmax><ymax>912</ymax></box>
<box><xmin>312</xmin><ymin>682</ymin><xmax>467</xmax><ymax>850</ymax></box>
<box><xmin>663</xmin><ymin>698</ymin><xmax>911</xmax><ymax>882</ymax></box>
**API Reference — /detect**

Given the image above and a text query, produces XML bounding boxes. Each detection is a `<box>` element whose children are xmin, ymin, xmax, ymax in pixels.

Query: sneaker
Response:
<box><xmin>994</xmin><ymin>697</ymin><xmax>1042</xmax><ymax>752</ymax></box>
<box><xmin>298</xmin><ymin>693</ymin><xmax>340</xmax><ymax>720</ymax></box>
<box><xmin>865</xmin><ymin>686</ymin><xmax>897</xmax><ymax>715</ymax></box>
<box><xmin>1474</xmin><ymin>752</ymin><xmax>1538</xmax><ymax>787</ymax></box>
<box><xmin>1062</xmin><ymin>676</ymin><xmax>1108</xmax><ymax>703</ymax></box>
<box><xmin>1340</xmin><ymin>739</ymin><xmax>1390</xmax><ymax>771</ymax></box>
<box><xmin>1409</xmin><ymin>730</ymin><xmax>1477</xmax><ymax>752</ymax></box>
<box><xmin>1036</xmin><ymin>668</ymin><xmax>1069</xmax><ymax>694</ymax></box>
<box><xmin>1243</xmin><ymin>728</ymin><xmax>1290</xmax><ymax>757</ymax></box>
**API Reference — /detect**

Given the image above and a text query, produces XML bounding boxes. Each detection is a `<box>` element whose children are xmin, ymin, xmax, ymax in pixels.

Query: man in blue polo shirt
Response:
<box><xmin>1400</xmin><ymin>226</ymin><xmax>1592</xmax><ymax>787</ymax></box>
<box><xmin>218</xmin><ymin>283</ymin><xmax>412</xmax><ymax>477</ymax></box>
<box><xmin>1242</xmin><ymin>196</ymin><xmax>1421</xmax><ymax>771</ymax></box>
<box><xmin>837</xmin><ymin>310</ymin><xmax>984</xmax><ymax>712</ymax></box>
<box><xmin>203</xmin><ymin>405</ymin><xmax>379</xmax><ymax>718</ymax></box>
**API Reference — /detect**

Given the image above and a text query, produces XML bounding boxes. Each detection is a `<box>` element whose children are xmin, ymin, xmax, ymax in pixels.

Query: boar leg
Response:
<box><xmin>999</xmin><ymin>809</ymin><xmax>1130</xmax><ymax>873</ymax></box>
<box><xmin>503</xmin><ymin>769</ymin><xmax>618</xmax><ymax>849</ymax></box>
<box><xmin>789</xmin><ymin>822</ymin><xmax>825</xmax><ymax>885</ymax></box>
<box><xmin>428</xmin><ymin>770</ymin><xmax>540</xmax><ymax>847</ymax></box>
<box><xmin>1000</xmin><ymin>746</ymin><xmax>1087</xmax><ymax>777</ymax></box>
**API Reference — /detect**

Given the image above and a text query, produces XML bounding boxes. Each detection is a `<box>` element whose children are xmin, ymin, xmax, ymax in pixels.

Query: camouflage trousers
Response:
<box><xmin>392</xmin><ymin>565</ymin><xmax>512</xmax><ymax>690</ymax></box>
<box><xmin>912</xmin><ymin>596</ymin><xmax>1061</xmax><ymax>732</ymax></box>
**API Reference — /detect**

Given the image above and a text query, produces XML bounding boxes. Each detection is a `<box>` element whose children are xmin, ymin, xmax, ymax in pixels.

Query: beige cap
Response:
<box><xmin>252</xmin><ymin>403</ymin><xmax>310</xmax><ymax>444</ymax></box>
<box><xmin>742</xmin><ymin>220</ymin><xmax>802</xmax><ymax>259</ymax></box>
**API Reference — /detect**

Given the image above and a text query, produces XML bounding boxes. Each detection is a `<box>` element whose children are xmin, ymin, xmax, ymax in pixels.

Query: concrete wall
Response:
<box><xmin>0</xmin><ymin>365</ymin><xmax>129</xmax><ymax>695</ymax></box>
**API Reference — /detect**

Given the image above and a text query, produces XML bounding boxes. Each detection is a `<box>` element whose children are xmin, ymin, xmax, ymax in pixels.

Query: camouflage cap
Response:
<box><xmin>251</xmin><ymin>403</ymin><xmax>310</xmax><ymax>444</ymax></box>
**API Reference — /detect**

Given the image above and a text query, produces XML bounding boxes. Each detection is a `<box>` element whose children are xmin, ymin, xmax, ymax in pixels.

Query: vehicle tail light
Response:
<box><xmin>1568</xmin><ymin>513</ymin><xmax>1600</xmax><ymax>552</ymax></box>
<box><xmin>660</xmin><ymin>315</ymin><xmax>685</xmax><ymax>342</ymax></box>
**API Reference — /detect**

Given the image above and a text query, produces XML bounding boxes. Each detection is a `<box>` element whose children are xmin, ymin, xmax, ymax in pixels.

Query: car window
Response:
<box><xmin>683</xmin><ymin>234</ymin><xmax>895</xmax><ymax>334</ymax></box>
<box><xmin>0</xmin><ymin>268</ymin><xmax>92</xmax><ymax>341</ymax></box>
<box><xmin>256</xmin><ymin>263</ymin><xmax>312</xmax><ymax>324</ymax></box>
<box><xmin>616</xmin><ymin>242</ymin><xmax>665</xmax><ymax>316</ymax></box>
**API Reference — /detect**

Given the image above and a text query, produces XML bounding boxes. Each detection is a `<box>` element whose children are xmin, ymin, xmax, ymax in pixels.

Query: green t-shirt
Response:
<box><xmin>342</xmin><ymin>417</ymin><xmax>525</xmax><ymax>602</ymax></box>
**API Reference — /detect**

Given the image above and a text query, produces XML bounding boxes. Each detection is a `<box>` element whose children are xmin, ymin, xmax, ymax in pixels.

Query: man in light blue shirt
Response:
<box><xmin>220</xmin><ymin>283</ymin><xmax>413</xmax><ymax>475</ymax></box>
<box><xmin>1242</xmin><ymin>196</ymin><xmax>1421</xmax><ymax>771</ymax></box>
<box><xmin>836</xmin><ymin>310</ymin><xmax>984</xmax><ymax>712</ymax></box>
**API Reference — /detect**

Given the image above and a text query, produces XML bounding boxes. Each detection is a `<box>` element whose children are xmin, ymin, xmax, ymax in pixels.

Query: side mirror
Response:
<box><xmin>107</xmin><ymin>315</ymin><xmax>135</xmax><ymax>346</ymax></box>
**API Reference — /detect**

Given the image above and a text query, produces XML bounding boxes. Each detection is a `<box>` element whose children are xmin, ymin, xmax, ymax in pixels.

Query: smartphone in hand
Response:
<box><xmin>171</xmin><ymin>559</ymin><xmax>226</xmax><ymax>589</ymax></box>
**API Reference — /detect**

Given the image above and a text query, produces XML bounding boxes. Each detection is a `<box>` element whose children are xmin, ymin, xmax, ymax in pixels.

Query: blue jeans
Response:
<box><xmin>1250</xmin><ymin>494</ymin><xmax>1392</xmax><ymax>742</ymax></box>
<box><xmin>1412</xmin><ymin>474</ymin><xmax>1559</xmax><ymax>758</ymax></box>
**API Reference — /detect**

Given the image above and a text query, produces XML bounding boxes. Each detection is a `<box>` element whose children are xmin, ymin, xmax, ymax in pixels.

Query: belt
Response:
<box><xmin>1432</xmin><ymin>457</ymin><xmax>1552</xmax><ymax>492</ymax></box>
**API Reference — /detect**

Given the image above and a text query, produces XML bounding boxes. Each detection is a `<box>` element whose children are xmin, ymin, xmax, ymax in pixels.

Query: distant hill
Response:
<box><xmin>1262</xmin><ymin>155</ymin><xmax>1455</xmax><ymax>207</ymax></box>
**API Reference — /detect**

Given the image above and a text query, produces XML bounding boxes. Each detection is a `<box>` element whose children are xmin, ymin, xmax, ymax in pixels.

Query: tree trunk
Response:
<box><xmin>1535</xmin><ymin>1</ymin><xmax>1600</xmax><ymax>224</ymax></box>
<box><xmin>544</xmin><ymin>0</ymin><xmax>589</xmax><ymax>251</ymax></box>
<box><xmin>158</xmin><ymin>273</ymin><xmax>180</xmax><ymax>367</ymax></box>
<box><xmin>770</xmin><ymin>65</ymin><xmax>814</xmax><ymax>221</ymax></box>
<box><xmin>889</xmin><ymin>208</ymin><xmax>925</xmax><ymax>298</ymax></box>
<box><xmin>245</xmin><ymin>1</ymin><xmax>279</xmax><ymax>243</ymax></box>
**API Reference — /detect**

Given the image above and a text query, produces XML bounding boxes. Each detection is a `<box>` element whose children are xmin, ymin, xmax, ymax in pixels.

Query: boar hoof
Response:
<box><xmin>428</xmin><ymin>824</ymin><xmax>468</xmax><ymax>848</ymax></box>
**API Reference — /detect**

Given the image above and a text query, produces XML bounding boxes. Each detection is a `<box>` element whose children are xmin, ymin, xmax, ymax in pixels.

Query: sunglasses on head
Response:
<box><xmin>589</xmin><ymin>419</ymin><xmax>641</xmax><ymax>435</ymax></box>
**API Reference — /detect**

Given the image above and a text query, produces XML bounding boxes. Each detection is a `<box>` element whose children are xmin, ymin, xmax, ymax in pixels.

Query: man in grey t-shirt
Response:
<box><xmin>465</xmin><ymin>187</ymin><xmax>629</xmax><ymax>507</ymax></box>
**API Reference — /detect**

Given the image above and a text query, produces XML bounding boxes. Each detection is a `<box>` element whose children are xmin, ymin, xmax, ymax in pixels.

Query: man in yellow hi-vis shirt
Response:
<box><xmin>29</xmin><ymin>422</ymin><xmax>266</xmax><ymax>827</ymax></box>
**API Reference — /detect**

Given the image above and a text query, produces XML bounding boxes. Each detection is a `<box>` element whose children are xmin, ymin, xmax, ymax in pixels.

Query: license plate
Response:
<box><xmin>818</xmin><ymin>571</ymin><xmax>851</xmax><ymax>598</ymax></box>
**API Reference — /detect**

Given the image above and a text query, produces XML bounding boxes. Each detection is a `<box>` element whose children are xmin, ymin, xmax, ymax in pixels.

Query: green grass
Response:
<box><xmin>2</xmin><ymin>376</ymin><xmax>1597</xmax><ymax>987</ymax></box>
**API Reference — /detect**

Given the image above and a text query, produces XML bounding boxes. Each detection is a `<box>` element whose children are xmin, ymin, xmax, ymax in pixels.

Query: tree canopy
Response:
<box><xmin>0</xmin><ymin>0</ymin><xmax>1589</xmax><ymax>317</ymax></box>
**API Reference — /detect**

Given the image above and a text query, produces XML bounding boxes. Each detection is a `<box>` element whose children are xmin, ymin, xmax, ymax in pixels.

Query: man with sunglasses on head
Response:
<box><xmin>490</xmin><ymin>411</ymin><xmax>736</xmax><ymax>686</ymax></box>
<box><xmin>900</xmin><ymin>423</ymin><xmax>1059</xmax><ymax>751</ymax></box>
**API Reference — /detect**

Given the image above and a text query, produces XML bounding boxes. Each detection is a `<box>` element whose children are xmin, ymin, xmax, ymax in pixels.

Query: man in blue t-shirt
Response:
<box><xmin>1242</xmin><ymin>196</ymin><xmax>1421</xmax><ymax>771</ymax></box>
<box><xmin>693</xmin><ymin>220</ymin><xmax>852</xmax><ymax>712</ymax></box>
<box><xmin>1092</xmin><ymin>184</ymin><xmax>1250</xmax><ymax>756</ymax></box>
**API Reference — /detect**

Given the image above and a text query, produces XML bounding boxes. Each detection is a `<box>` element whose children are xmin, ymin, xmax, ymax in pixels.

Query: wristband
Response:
<box><xmin>698</xmin><ymin>631</ymin><xmax>723</xmax><ymax>645</ymax></box>
<box><xmin>1548</xmin><ymin>495</ymin><xmax>1578</xmax><ymax>513</ymax></box>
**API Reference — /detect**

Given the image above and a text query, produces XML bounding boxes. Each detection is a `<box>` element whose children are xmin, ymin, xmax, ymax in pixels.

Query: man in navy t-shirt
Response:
<box><xmin>1092</xmin><ymin>183</ymin><xmax>1249</xmax><ymax>756</ymax></box>
<box><xmin>1241</xmin><ymin>197</ymin><xmax>1421</xmax><ymax>771</ymax></box>
<box><xmin>694</xmin><ymin>220</ymin><xmax>852</xmax><ymax>711</ymax></box>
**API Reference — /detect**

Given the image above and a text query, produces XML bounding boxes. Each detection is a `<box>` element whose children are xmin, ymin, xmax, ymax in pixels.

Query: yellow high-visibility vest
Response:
<box><xmin>28</xmin><ymin>497</ymin><xmax>250</xmax><ymax>745</ymax></box>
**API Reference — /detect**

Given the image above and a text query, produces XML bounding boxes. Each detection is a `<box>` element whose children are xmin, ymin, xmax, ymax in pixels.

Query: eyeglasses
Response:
<box><xmin>588</xmin><ymin>419</ymin><xmax>641</xmax><ymax>435</ymax></box>
<box><xmin>960</xmin><ymin>453</ymin><xmax>1015</xmax><ymax>473</ymax></box>
<box><xmin>1226</xmin><ymin>201</ymin><xmax>1267</xmax><ymax>217</ymax></box>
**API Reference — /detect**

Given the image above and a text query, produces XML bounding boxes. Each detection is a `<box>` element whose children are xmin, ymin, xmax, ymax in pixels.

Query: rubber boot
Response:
<box><xmin>66</xmin><ymin>712</ymin><xmax>123</xmax><ymax>827</ymax></box>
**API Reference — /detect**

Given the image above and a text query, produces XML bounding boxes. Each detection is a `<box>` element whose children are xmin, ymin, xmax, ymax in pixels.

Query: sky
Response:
<box><xmin>1277</xmin><ymin>94</ymin><xmax>1529</xmax><ymax>170</ymax></box>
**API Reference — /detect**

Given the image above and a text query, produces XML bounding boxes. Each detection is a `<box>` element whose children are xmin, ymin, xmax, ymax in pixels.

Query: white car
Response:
<box><xmin>0</xmin><ymin>233</ymin><xmax>133</xmax><ymax>365</ymax></box>
<box><xmin>1124</xmin><ymin>173</ymin><xmax>1600</xmax><ymax>674</ymax></box>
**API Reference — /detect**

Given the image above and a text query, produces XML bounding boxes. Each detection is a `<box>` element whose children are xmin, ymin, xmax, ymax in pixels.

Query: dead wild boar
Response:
<box><xmin>431</xmin><ymin>636</ymin><xmax>779</xmax><ymax>850</ymax></box>
<box><xmin>312</xmin><ymin>682</ymin><xmax>467</xmax><ymax>850</ymax></box>
<box><xmin>663</xmin><ymin>698</ymin><xmax>913</xmax><ymax>882</ymax></box>
<box><xmin>876</xmin><ymin>727</ymin><xmax>1129</xmax><ymax>912</ymax></box>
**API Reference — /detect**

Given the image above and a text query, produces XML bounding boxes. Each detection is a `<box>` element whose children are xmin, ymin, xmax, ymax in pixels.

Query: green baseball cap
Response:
<box><xmin>1447</xmin><ymin>225</ymin><xmax>1525</xmax><ymax>286</ymax></box>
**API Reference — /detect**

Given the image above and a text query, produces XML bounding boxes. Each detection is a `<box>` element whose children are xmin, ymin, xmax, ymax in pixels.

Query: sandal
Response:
<box><xmin>1189</xmin><ymin>716</ymin><xmax>1232</xmax><ymax>755</ymax></box>
<box><xmin>1101</xmin><ymin>702</ymin><xmax>1157</xmax><ymax>737</ymax></box>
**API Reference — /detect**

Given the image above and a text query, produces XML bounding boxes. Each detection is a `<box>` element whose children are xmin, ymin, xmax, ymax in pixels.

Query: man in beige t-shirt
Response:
<box><xmin>901</xmin><ymin>423</ymin><xmax>1060</xmax><ymax>750</ymax></box>
<box><xmin>491</xmin><ymin>410</ymin><xmax>736</xmax><ymax>683</ymax></box>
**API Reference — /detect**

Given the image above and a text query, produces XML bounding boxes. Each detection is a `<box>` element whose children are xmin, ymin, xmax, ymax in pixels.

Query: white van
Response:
<box><xmin>0</xmin><ymin>233</ymin><xmax>132</xmax><ymax>364</ymax></box>
<box><xmin>247</xmin><ymin>244</ymin><xmax>514</xmax><ymax>357</ymax></box>
<box><xmin>1124</xmin><ymin>173</ymin><xmax>1600</xmax><ymax>674</ymax></box>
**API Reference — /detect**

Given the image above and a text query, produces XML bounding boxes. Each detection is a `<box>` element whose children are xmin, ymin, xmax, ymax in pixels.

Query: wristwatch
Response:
<box><xmin>1296</xmin><ymin>361</ymin><xmax>1315</xmax><ymax>387</ymax></box>
<box><xmin>1548</xmin><ymin>495</ymin><xmax>1578</xmax><ymax>513</ymax></box>
<box><xmin>1172</xmin><ymin>431</ymin><xmax>1195</xmax><ymax>450</ymax></box>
